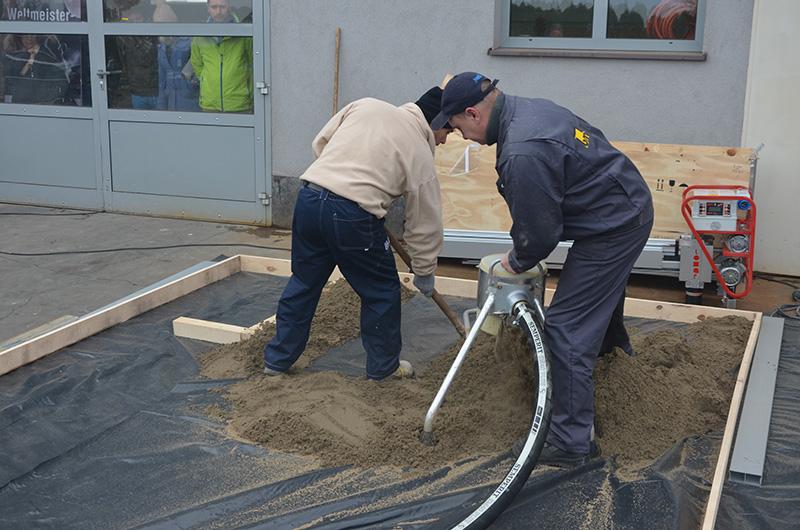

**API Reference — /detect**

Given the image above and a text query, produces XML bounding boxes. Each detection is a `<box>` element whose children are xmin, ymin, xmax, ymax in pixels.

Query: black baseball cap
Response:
<box><xmin>430</xmin><ymin>72</ymin><xmax>499</xmax><ymax>130</ymax></box>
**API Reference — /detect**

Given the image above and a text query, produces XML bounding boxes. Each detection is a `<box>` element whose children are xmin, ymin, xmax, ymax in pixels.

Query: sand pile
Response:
<box><xmin>595</xmin><ymin>314</ymin><xmax>750</xmax><ymax>468</ymax></box>
<box><xmin>198</xmin><ymin>279</ymin><xmax>750</xmax><ymax>476</ymax></box>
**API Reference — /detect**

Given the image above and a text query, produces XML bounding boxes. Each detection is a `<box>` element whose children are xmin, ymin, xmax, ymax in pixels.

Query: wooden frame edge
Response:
<box><xmin>172</xmin><ymin>314</ymin><xmax>276</xmax><ymax>344</ymax></box>
<box><xmin>702</xmin><ymin>312</ymin><xmax>763</xmax><ymax>529</ymax></box>
<box><xmin>172</xmin><ymin>317</ymin><xmax>252</xmax><ymax>344</ymax></box>
<box><xmin>0</xmin><ymin>256</ymin><xmax>241</xmax><ymax>377</ymax></box>
<box><xmin>238</xmin><ymin>255</ymin><xmax>760</xmax><ymax>322</ymax></box>
<box><xmin>237</xmin><ymin>253</ymin><xmax>761</xmax><ymax>527</ymax></box>
<box><xmin>3</xmin><ymin>251</ymin><xmax>762</xmax><ymax>527</ymax></box>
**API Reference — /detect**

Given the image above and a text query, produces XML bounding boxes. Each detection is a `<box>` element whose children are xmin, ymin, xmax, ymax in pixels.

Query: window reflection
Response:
<box><xmin>106</xmin><ymin>34</ymin><xmax>252</xmax><ymax>113</ymax></box>
<box><xmin>510</xmin><ymin>0</ymin><xmax>594</xmax><ymax>38</ymax></box>
<box><xmin>1</xmin><ymin>33</ymin><xmax>90</xmax><ymax>106</ymax></box>
<box><xmin>1</xmin><ymin>0</ymin><xmax>85</xmax><ymax>22</ymax></box>
<box><xmin>104</xmin><ymin>0</ymin><xmax>252</xmax><ymax>24</ymax></box>
<box><xmin>608</xmin><ymin>0</ymin><xmax>697</xmax><ymax>40</ymax></box>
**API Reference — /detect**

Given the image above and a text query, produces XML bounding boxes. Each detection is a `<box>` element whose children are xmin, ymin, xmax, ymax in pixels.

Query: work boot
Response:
<box><xmin>390</xmin><ymin>359</ymin><xmax>414</xmax><ymax>379</ymax></box>
<box><xmin>537</xmin><ymin>441</ymin><xmax>600</xmax><ymax>469</ymax></box>
<box><xmin>263</xmin><ymin>366</ymin><xmax>285</xmax><ymax>376</ymax></box>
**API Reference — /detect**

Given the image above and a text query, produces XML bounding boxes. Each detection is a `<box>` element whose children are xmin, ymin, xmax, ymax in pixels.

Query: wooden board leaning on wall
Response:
<box><xmin>436</xmin><ymin>135</ymin><xmax>754</xmax><ymax>239</ymax></box>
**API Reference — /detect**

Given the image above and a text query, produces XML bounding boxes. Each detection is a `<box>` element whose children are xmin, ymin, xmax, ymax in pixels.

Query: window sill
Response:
<box><xmin>487</xmin><ymin>47</ymin><xmax>707</xmax><ymax>61</ymax></box>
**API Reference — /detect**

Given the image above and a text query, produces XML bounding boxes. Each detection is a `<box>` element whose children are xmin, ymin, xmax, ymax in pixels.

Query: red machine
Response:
<box><xmin>680</xmin><ymin>185</ymin><xmax>756</xmax><ymax>303</ymax></box>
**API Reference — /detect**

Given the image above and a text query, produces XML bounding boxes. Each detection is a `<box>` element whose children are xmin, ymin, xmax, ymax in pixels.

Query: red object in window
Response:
<box><xmin>646</xmin><ymin>0</ymin><xmax>697</xmax><ymax>40</ymax></box>
<box><xmin>681</xmin><ymin>185</ymin><xmax>756</xmax><ymax>299</ymax></box>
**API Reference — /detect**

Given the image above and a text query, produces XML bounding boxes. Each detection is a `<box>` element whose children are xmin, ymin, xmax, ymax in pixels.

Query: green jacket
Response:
<box><xmin>190</xmin><ymin>35</ymin><xmax>253</xmax><ymax>112</ymax></box>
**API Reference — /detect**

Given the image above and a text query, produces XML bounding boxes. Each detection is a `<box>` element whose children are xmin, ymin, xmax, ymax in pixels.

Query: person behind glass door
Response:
<box><xmin>149</xmin><ymin>1</ymin><xmax>198</xmax><ymax>111</ymax></box>
<box><xmin>190</xmin><ymin>0</ymin><xmax>253</xmax><ymax>113</ymax></box>
<box><xmin>117</xmin><ymin>3</ymin><xmax>159</xmax><ymax>110</ymax></box>
<box><xmin>157</xmin><ymin>35</ymin><xmax>200</xmax><ymax>111</ymax></box>
<box><xmin>2</xmin><ymin>34</ymin><xmax>69</xmax><ymax>104</ymax></box>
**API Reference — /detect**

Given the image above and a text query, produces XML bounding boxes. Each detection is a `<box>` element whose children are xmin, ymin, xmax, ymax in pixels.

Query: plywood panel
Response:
<box><xmin>435</xmin><ymin>135</ymin><xmax>509</xmax><ymax>232</ymax></box>
<box><xmin>435</xmin><ymin>136</ymin><xmax>753</xmax><ymax>239</ymax></box>
<box><xmin>614</xmin><ymin>142</ymin><xmax>753</xmax><ymax>238</ymax></box>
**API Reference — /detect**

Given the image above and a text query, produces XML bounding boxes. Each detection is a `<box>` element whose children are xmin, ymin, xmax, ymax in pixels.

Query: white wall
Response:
<box><xmin>742</xmin><ymin>0</ymin><xmax>800</xmax><ymax>276</ymax></box>
<box><xmin>270</xmin><ymin>0</ymin><xmax>754</xmax><ymax>179</ymax></box>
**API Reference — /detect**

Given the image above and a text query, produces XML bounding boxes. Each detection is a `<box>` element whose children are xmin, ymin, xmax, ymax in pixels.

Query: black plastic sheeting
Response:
<box><xmin>0</xmin><ymin>268</ymin><xmax>798</xmax><ymax>529</ymax></box>
<box><xmin>716</xmin><ymin>318</ymin><xmax>800</xmax><ymax>530</ymax></box>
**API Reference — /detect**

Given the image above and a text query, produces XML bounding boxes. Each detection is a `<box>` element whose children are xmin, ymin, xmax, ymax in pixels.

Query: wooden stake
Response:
<box><xmin>333</xmin><ymin>27</ymin><xmax>341</xmax><ymax>115</ymax></box>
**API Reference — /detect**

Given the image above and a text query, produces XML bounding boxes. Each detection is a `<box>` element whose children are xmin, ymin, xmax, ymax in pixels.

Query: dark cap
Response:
<box><xmin>430</xmin><ymin>72</ymin><xmax>499</xmax><ymax>130</ymax></box>
<box><xmin>414</xmin><ymin>86</ymin><xmax>447</xmax><ymax>127</ymax></box>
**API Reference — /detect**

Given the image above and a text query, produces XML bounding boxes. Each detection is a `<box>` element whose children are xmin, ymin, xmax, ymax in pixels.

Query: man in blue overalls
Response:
<box><xmin>433</xmin><ymin>73</ymin><xmax>654</xmax><ymax>467</ymax></box>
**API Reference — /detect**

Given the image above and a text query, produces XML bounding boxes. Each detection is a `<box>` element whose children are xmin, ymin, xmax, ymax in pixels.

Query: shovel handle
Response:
<box><xmin>386</xmin><ymin>230</ymin><xmax>467</xmax><ymax>338</ymax></box>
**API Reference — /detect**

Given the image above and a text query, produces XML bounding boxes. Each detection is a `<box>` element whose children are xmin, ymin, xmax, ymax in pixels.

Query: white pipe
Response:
<box><xmin>422</xmin><ymin>292</ymin><xmax>495</xmax><ymax>437</ymax></box>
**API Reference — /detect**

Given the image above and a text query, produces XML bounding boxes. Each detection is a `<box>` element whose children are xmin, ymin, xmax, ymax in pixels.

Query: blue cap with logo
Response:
<box><xmin>430</xmin><ymin>72</ymin><xmax>499</xmax><ymax>130</ymax></box>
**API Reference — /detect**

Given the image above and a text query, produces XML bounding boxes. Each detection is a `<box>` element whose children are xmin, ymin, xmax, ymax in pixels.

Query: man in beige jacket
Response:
<box><xmin>264</xmin><ymin>87</ymin><xmax>452</xmax><ymax>380</ymax></box>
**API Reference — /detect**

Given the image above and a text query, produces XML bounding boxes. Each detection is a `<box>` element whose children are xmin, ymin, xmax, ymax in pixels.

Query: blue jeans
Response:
<box><xmin>131</xmin><ymin>94</ymin><xmax>158</xmax><ymax>110</ymax></box>
<box><xmin>264</xmin><ymin>184</ymin><xmax>402</xmax><ymax>379</ymax></box>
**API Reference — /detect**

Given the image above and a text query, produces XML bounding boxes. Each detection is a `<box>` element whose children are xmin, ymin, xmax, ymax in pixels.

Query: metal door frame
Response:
<box><xmin>86</xmin><ymin>1</ymin><xmax>271</xmax><ymax>225</ymax></box>
<box><xmin>0</xmin><ymin>18</ymin><xmax>103</xmax><ymax>210</ymax></box>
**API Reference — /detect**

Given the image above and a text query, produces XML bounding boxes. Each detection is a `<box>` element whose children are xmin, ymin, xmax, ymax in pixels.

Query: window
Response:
<box><xmin>1</xmin><ymin>0</ymin><xmax>86</xmax><ymax>22</ymax></box>
<box><xmin>498</xmin><ymin>0</ymin><xmax>704</xmax><ymax>53</ymax></box>
<box><xmin>103</xmin><ymin>0</ymin><xmax>252</xmax><ymax>24</ymax></box>
<box><xmin>105</xmin><ymin>34</ymin><xmax>253</xmax><ymax>113</ymax></box>
<box><xmin>1</xmin><ymin>33</ymin><xmax>90</xmax><ymax>106</ymax></box>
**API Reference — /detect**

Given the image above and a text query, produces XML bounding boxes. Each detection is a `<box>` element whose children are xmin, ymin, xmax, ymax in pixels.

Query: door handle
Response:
<box><xmin>96</xmin><ymin>69</ymin><xmax>122</xmax><ymax>78</ymax></box>
<box><xmin>97</xmin><ymin>69</ymin><xmax>121</xmax><ymax>91</ymax></box>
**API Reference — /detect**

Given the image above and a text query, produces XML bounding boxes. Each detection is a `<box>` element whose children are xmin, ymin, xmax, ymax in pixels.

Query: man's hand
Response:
<box><xmin>501</xmin><ymin>250</ymin><xmax>516</xmax><ymax>273</ymax></box>
<box><xmin>413</xmin><ymin>274</ymin><xmax>435</xmax><ymax>297</ymax></box>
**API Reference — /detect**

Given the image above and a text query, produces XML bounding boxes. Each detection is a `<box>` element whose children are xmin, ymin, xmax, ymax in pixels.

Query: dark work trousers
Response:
<box><xmin>545</xmin><ymin>214</ymin><xmax>654</xmax><ymax>454</ymax></box>
<box><xmin>264</xmin><ymin>184</ymin><xmax>402</xmax><ymax>380</ymax></box>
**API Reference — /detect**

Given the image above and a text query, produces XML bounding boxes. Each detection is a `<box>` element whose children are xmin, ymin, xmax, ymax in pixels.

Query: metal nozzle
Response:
<box><xmin>419</xmin><ymin>430</ymin><xmax>436</xmax><ymax>446</ymax></box>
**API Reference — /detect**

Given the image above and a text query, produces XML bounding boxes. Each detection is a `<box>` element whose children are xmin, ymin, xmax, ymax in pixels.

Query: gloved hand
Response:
<box><xmin>413</xmin><ymin>273</ymin><xmax>435</xmax><ymax>297</ymax></box>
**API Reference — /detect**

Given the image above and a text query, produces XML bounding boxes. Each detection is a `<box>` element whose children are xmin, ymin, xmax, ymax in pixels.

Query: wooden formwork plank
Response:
<box><xmin>239</xmin><ymin>254</ymin><xmax>293</xmax><ymax>276</ymax></box>
<box><xmin>623</xmin><ymin>297</ymin><xmax>759</xmax><ymax>323</ymax></box>
<box><xmin>173</xmin><ymin>317</ymin><xmax>252</xmax><ymax>344</ymax></box>
<box><xmin>7</xmin><ymin>250</ymin><xmax>757</xmax><ymax>529</ymax></box>
<box><xmin>702</xmin><ymin>312</ymin><xmax>763</xmax><ymax>529</ymax></box>
<box><xmin>0</xmin><ymin>256</ymin><xmax>241</xmax><ymax>377</ymax></box>
<box><xmin>237</xmin><ymin>254</ymin><xmax>760</xmax><ymax>527</ymax></box>
<box><xmin>172</xmin><ymin>314</ymin><xmax>277</xmax><ymax>345</ymax></box>
<box><xmin>398</xmin><ymin>272</ymin><xmax>479</xmax><ymax>299</ymax></box>
<box><xmin>237</xmin><ymin>256</ymin><xmax>761</xmax><ymax>321</ymax></box>
<box><xmin>239</xmin><ymin>255</ymin><xmax>344</xmax><ymax>282</ymax></box>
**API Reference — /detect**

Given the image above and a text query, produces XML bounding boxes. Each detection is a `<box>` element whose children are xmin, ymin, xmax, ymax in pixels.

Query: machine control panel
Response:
<box><xmin>690</xmin><ymin>188</ymin><xmax>751</xmax><ymax>231</ymax></box>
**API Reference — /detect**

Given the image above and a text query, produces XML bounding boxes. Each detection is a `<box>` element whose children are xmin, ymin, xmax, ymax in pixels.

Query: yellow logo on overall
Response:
<box><xmin>574</xmin><ymin>128</ymin><xmax>590</xmax><ymax>148</ymax></box>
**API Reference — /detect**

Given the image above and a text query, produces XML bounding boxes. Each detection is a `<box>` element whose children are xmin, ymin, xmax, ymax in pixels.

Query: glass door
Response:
<box><xmin>89</xmin><ymin>0</ymin><xmax>270</xmax><ymax>224</ymax></box>
<box><xmin>0</xmin><ymin>0</ymin><xmax>103</xmax><ymax>210</ymax></box>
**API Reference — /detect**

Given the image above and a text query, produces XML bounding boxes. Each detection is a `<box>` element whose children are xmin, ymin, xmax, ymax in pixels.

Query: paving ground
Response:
<box><xmin>1</xmin><ymin>202</ymin><xmax>797</xmax><ymax>347</ymax></box>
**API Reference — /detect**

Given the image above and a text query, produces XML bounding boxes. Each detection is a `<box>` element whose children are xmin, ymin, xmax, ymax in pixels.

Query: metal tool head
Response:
<box><xmin>476</xmin><ymin>254</ymin><xmax>546</xmax><ymax>316</ymax></box>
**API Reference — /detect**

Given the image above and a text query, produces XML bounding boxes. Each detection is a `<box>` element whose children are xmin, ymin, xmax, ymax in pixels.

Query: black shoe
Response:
<box><xmin>537</xmin><ymin>441</ymin><xmax>600</xmax><ymax>469</ymax></box>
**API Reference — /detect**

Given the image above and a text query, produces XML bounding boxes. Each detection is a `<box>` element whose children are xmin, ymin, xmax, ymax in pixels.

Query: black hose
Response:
<box><xmin>451</xmin><ymin>302</ymin><xmax>553</xmax><ymax>529</ymax></box>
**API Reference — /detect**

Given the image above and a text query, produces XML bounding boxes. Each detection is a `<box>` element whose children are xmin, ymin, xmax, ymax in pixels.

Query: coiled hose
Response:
<box><xmin>450</xmin><ymin>301</ymin><xmax>553</xmax><ymax>529</ymax></box>
<box><xmin>646</xmin><ymin>0</ymin><xmax>697</xmax><ymax>39</ymax></box>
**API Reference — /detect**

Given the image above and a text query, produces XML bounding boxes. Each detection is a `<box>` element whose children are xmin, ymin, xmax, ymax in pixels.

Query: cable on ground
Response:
<box><xmin>0</xmin><ymin>243</ymin><xmax>289</xmax><ymax>257</ymax></box>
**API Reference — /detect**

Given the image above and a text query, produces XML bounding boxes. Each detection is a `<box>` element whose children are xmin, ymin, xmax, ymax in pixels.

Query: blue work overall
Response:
<box><xmin>546</xmin><ymin>215</ymin><xmax>653</xmax><ymax>454</ymax></box>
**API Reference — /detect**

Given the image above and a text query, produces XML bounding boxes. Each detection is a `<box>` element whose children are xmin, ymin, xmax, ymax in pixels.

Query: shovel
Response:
<box><xmin>385</xmin><ymin>230</ymin><xmax>466</xmax><ymax>338</ymax></box>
